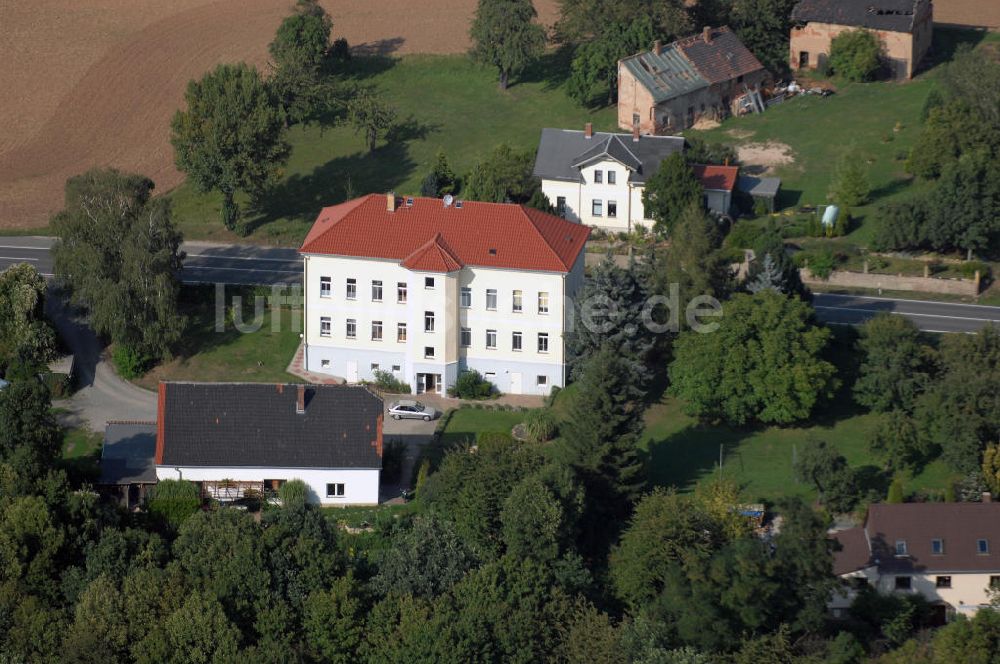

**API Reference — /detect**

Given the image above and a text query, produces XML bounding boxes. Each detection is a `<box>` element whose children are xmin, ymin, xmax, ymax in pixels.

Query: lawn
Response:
<box><xmin>134</xmin><ymin>285</ymin><xmax>304</xmax><ymax>389</ymax></box>
<box><xmin>416</xmin><ymin>406</ymin><xmax>530</xmax><ymax>477</ymax></box>
<box><xmin>61</xmin><ymin>426</ymin><xmax>103</xmax><ymax>482</ymax></box>
<box><xmin>690</xmin><ymin>28</ymin><xmax>1000</xmax><ymax>249</ymax></box>
<box><xmin>168</xmin><ymin>52</ymin><xmax>617</xmax><ymax>245</ymax></box>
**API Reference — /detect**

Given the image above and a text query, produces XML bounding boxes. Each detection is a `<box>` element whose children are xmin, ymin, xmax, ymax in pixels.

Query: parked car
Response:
<box><xmin>387</xmin><ymin>400</ymin><xmax>439</xmax><ymax>421</ymax></box>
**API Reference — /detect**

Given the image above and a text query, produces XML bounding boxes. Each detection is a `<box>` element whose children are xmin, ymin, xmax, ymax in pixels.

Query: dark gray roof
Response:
<box><xmin>158</xmin><ymin>383</ymin><xmax>383</xmax><ymax>469</ymax></box>
<box><xmin>737</xmin><ymin>175</ymin><xmax>782</xmax><ymax>198</ymax></box>
<box><xmin>533</xmin><ymin>128</ymin><xmax>686</xmax><ymax>184</ymax></box>
<box><xmin>621</xmin><ymin>44</ymin><xmax>707</xmax><ymax>103</ymax></box>
<box><xmin>791</xmin><ymin>0</ymin><xmax>927</xmax><ymax>33</ymax></box>
<box><xmin>100</xmin><ymin>422</ymin><xmax>157</xmax><ymax>484</ymax></box>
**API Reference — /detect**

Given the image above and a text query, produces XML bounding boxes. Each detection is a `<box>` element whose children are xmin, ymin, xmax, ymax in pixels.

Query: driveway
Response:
<box><xmin>379</xmin><ymin>408</ymin><xmax>438</xmax><ymax>503</ymax></box>
<box><xmin>46</xmin><ymin>291</ymin><xmax>157</xmax><ymax>431</ymax></box>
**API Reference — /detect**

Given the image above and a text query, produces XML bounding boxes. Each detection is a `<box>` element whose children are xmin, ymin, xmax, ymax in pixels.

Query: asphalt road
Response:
<box><xmin>813</xmin><ymin>293</ymin><xmax>1000</xmax><ymax>334</ymax></box>
<box><xmin>0</xmin><ymin>236</ymin><xmax>303</xmax><ymax>286</ymax></box>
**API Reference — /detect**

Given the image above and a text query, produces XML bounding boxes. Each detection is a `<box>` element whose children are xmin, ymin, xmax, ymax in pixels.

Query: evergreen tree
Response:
<box><xmin>746</xmin><ymin>253</ymin><xmax>787</xmax><ymax>294</ymax></box>
<box><xmin>464</xmin><ymin>144</ymin><xmax>542</xmax><ymax>204</ymax></box>
<box><xmin>746</xmin><ymin>226</ymin><xmax>809</xmax><ymax>300</ymax></box>
<box><xmin>641</xmin><ymin>153</ymin><xmax>704</xmax><ymax>237</ymax></box>
<box><xmin>470</xmin><ymin>0</ymin><xmax>546</xmax><ymax>90</ymax></box>
<box><xmin>828</xmin><ymin>149</ymin><xmax>871</xmax><ymax>207</ymax></box>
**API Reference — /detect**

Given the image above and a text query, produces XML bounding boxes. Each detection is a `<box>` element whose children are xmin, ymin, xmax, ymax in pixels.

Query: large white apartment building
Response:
<box><xmin>299</xmin><ymin>194</ymin><xmax>590</xmax><ymax>396</ymax></box>
<box><xmin>532</xmin><ymin>125</ymin><xmax>738</xmax><ymax>232</ymax></box>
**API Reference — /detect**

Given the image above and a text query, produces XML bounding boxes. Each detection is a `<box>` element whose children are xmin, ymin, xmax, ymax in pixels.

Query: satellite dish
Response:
<box><xmin>443</xmin><ymin>194</ymin><xmax>454</xmax><ymax>207</ymax></box>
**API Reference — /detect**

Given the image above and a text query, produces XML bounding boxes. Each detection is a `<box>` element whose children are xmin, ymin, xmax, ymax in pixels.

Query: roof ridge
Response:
<box><xmin>611</xmin><ymin>135</ymin><xmax>642</xmax><ymax>165</ymax></box>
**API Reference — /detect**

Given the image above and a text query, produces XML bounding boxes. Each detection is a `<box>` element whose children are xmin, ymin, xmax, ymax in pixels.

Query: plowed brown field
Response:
<box><xmin>0</xmin><ymin>0</ymin><xmax>559</xmax><ymax>229</ymax></box>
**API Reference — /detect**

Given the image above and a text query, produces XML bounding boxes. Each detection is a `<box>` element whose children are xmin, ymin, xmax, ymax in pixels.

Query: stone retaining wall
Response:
<box><xmin>801</xmin><ymin>268</ymin><xmax>980</xmax><ymax>296</ymax></box>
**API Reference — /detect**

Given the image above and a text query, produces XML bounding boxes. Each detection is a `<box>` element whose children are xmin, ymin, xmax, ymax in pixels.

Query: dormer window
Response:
<box><xmin>931</xmin><ymin>539</ymin><xmax>944</xmax><ymax>555</ymax></box>
<box><xmin>895</xmin><ymin>540</ymin><xmax>908</xmax><ymax>556</ymax></box>
<box><xmin>594</xmin><ymin>169</ymin><xmax>603</xmax><ymax>184</ymax></box>
<box><xmin>978</xmin><ymin>539</ymin><xmax>990</xmax><ymax>555</ymax></box>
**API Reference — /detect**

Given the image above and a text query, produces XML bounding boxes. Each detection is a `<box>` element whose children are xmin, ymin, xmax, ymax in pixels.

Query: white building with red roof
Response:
<box><xmin>299</xmin><ymin>194</ymin><xmax>590</xmax><ymax>396</ymax></box>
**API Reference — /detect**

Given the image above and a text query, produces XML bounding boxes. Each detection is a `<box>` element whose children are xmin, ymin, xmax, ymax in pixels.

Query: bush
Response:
<box><xmin>725</xmin><ymin>221</ymin><xmax>764</xmax><ymax>249</ymax></box>
<box><xmin>523</xmin><ymin>409</ymin><xmax>558</xmax><ymax>443</ymax></box>
<box><xmin>448</xmin><ymin>370</ymin><xmax>494</xmax><ymax>399</ymax></box>
<box><xmin>752</xmin><ymin>198</ymin><xmax>770</xmax><ymax>217</ymax></box>
<box><xmin>148</xmin><ymin>479</ymin><xmax>201</xmax><ymax>528</ymax></box>
<box><xmin>829</xmin><ymin>29</ymin><xmax>882</xmax><ymax>82</ymax></box>
<box><xmin>382</xmin><ymin>438</ymin><xmax>406</xmax><ymax>484</ymax></box>
<box><xmin>278</xmin><ymin>479</ymin><xmax>310</xmax><ymax>507</ymax></box>
<box><xmin>807</xmin><ymin>249</ymin><xmax>837</xmax><ymax>279</ymax></box>
<box><xmin>372</xmin><ymin>369</ymin><xmax>411</xmax><ymax>394</ymax></box>
<box><xmin>112</xmin><ymin>344</ymin><xmax>151</xmax><ymax>379</ymax></box>
<box><xmin>887</xmin><ymin>477</ymin><xmax>905</xmax><ymax>503</ymax></box>
<box><xmin>959</xmin><ymin>261</ymin><xmax>990</xmax><ymax>280</ymax></box>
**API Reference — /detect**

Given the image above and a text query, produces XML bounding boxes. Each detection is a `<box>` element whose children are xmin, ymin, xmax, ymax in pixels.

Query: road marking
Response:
<box><xmin>814</xmin><ymin>305</ymin><xmax>1000</xmax><ymax>323</ymax></box>
<box><xmin>186</xmin><ymin>254</ymin><xmax>301</xmax><ymax>263</ymax></box>
<box><xmin>815</xmin><ymin>292</ymin><xmax>1000</xmax><ymax>312</ymax></box>
<box><xmin>0</xmin><ymin>256</ymin><xmax>38</xmax><ymax>261</ymax></box>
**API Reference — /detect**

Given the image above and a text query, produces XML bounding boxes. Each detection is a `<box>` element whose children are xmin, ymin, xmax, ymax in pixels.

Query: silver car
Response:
<box><xmin>387</xmin><ymin>399</ymin><xmax>438</xmax><ymax>421</ymax></box>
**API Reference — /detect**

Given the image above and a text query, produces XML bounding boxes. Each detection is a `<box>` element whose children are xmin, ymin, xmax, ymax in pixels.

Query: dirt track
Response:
<box><xmin>0</xmin><ymin>0</ymin><xmax>559</xmax><ymax>229</ymax></box>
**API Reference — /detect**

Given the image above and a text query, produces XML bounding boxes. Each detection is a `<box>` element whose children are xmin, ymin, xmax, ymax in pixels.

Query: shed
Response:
<box><xmin>736</xmin><ymin>175</ymin><xmax>782</xmax><ymax>212</ymax></box>
<box><xmin>99</xmin><ymin>421</ymin><xmax>158</xmax><ymax>509</ymax></box>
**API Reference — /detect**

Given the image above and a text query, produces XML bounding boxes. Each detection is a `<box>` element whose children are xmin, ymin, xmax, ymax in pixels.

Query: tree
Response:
<box><xmin>793</xmin><ymin>439</ymin><xmax>858</xmax><ymax>513</ymax></box>
<box><xmin>260</xmin><ymin>501</ymin><xmax>343</xmax><ymax>610</ymax></box>
<box><xmin>642</xmin><ymin>153</ymin><xmax>704</xmax><ymax>237</ymax></box>
<box><xmin>854</xmin><ymin>314</ymin><xmax>931</xmax><ymax>413</ymax></box>
<box><xmin>870</xmin><ymin>410</ymin><xmax>932</xmax><ymax>472</ymax></box>
<box><xmin>556</xmin><ymin>0</ymin><xmax>691</xmax><ymax>45</ymax></box>
<box><xmin>0</xmin><ymin>264</ymin><xmax>56</xmax><ymax>371</ymax></box>
<box><xmin>135</xmin><ymin>592</ymin><xmax>242</xmax><ymax>664</ymax></box>
<box><xmin>830</xmin><ymin>29</ymin><xmax>882</xmax><ymax>82</ymax></box>
<box><xmin>730</xmin><ymin>0</ymin><xmax>799</xmax><ymax>75</ymax></box>
<box><xmin>669</xmin><ymin>291</ymin><xmax>838</xmax><ymax>425</ymax></box>
<box><xmin>746</xmin><ymin>226</ymin><xmax>809</xmax><ymax>300</ymax></box>
<box><xmin>500</xmin><ymin>475</ymin><xmax>565</xmax><ymax>563</ymax></box>
<box><xmin>464</xmin><ymin>143</ymin><xmax>543</xmax><ymax>203</ymax></box>
<box><xmin>927</xmin><ymin>150</ymin><xmax>1000</xmax><ymax>259</ymax></box>
<box><xmin>0</xmin><ymin>379</ymin><xmax>62</xmax><ymax>492</ymax></box>
<box><xmin>0</xmin><ymin>495</ymin><xmax>66</xmax><ymax>601</ymax></box>
<box><xmin>63</xmin><ymin>575</ymin><xmax>130</xmax><ymax>664</ymax></box>
<box><xmin>871</xmin><ymin>195</ymin><xmax>931</xmax><ymax>251</ymax></box>
<box><xmin>658</xmin><ymin>203</ymin><xmax>731</xmax><ymax>306</ymax></box>
<box><xmin>171</xmin><ymin>63</ymin><xmax>289</xmax><ymax>230</ymax></box>
<box><xmin>747</xmin><ymin>253</ymin><xmax>787</xmax><ymax>294</ymax></box>
<box><xmin>51</xmin><ymin>169</ymin><xmax>185</xmax><ymax>361</ymax></box>
<box><xmin>566</xmin><ymin>17</ymin><xmax>655</xmax><ymax>106</ymax></box>
<box><xmin>147</xmin><ymin>479</ymin><xmax>201</xmax><ymax>530</ymax></box>
<box><xmin>470</xmin><ymin>0</ymin><xmax>547</xmax><ymax>90</ymax></box>
<box><xmin>303</xmin><ymin>575</ymin><xmax>365</xmax><ymax>664</ymax></box>
<box><xmin>887</xmin><ymin>477</ymin><xmax>905</xmax><ymax>503</ymax></box>
<box><xmin>419</xmin><ymin>149</ymin><xmax>457</xmax><ymax>197</ymax></box>
<box><xmin>684</xmin><ymin>136</ymin><xmax>739</xmax><ymax>166</ymax></box>
<box><xmin>346</xmin><ymin>89</ymin><xmax>397</xmax><ymax>153</ymax></box>
<box><xmin>372</xmin><ymin>515</ymin><xmax>478</xmax><ymax>599</ymax></box>
<box><xmin>268</xmin><ymin>1</ymin><xmax>339</xmax><ymax>127</ymax></box>
<box><xmin>984</xmin><ymin>443</ymin><xmax>1000</xmax><ymax>496</ymax></box>
<box><xmin>828</xmin><ymin>150</ymin><xmax>871</xmax><ymax>207</ymax></box>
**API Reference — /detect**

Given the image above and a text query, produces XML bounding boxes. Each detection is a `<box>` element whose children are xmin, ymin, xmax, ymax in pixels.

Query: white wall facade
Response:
<box><xmin>303</xmin><ymin>253</ymin><xmax>582</xmax><ymax>396</ymax></box>
<box><xmin>541</xmin><ymin>158</ymin><xmax>652</xmax><ymax>232</ymax></box>
<box><xmin>155</xmin><ymin>466</ymin><xmax>381</xmax><ymax>505</ymax></box>
<box><xmin>831</xmin><ymin>568</ymin><xmax>1000</xmax><ymax>618</ymax></box>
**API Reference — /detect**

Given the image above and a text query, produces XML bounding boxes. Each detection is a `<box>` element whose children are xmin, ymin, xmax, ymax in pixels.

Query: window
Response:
<box><xmin>346</xmin><ymin>278</ymin><xmax>356</xmax><ymax>300</ymax></box>
<box><xmin>936</xmin><ymin>576</ymin><xmax>952</xmax><ymax>588</ymax></box>
<box><xmin>538</xmin><ymin>292</ymin><xmax>549</xmax><ymax>314</ymax></box>
<box><xmin>320</xmin><ymin>316</ymin><xmax>331</xmax><ymax>337</ymax></box>
<box><xmin>320</xmin><ymin>276</ymin><xmax>331</xmax><ymax>298</ymax></box>
<box><xmin>895</xmin><ymin>576</ymin><xmax>911</xmax><ymax>590</ymax></box>
<box><xmin>608</xmin><ymin>200</ymin><xmax>618</xmax><ymax>218</ymax></box>
<box><xmin>978</xmin><ymin>539</ymin><xmax>990</xmax><ymax>555</ymax></box>
<box><xmin>326</xmin><ymin>483</ymin><xmax>344</xmax><ymax>498</ymax></box>
<box><xmin>424</xmin><ymin>311</ymin><xmax>435</xmax><ymax>332</ymax></box>
<box><xmin>371</xmin><ymin>363</ymin><xmax>380</xmax><ymax>371</ymax></box>
<box><xmin>346</xmin><ymin>318</ymin><xmax>356</xmax><ymax>339</ymax></box>
<box><xmin>424</xmin><ymin>346</ymin><xmax>434</xmax><ymax>359</ymax></box>
<box><xmin>371</xmin><ymin>280</ymin><xmax>382</xmax><ymax>302</ymax></box>
<box><xmin>538</xmin><ymin>333</ymin><xmax>549</xmax><ymax>353</ymax></box>
<box><xmin>932</xmin><ymin>539</ymin><xmax>944</xmax><ymax>555</ymax></box>
<box><xmin>486</xmin><ymin>289</ymin><xmax>497</xmax><ymax>311</ymax></box>
<box><xmin>991</xmin><ymin>576</ymin><xmax>1000</xmax><ymax>589</ymax></box>
<box><xmin>512</xmin><ymin>290</ymin><xmax>523</xmax><ymax>312</ymax></box>
<box><xmin>736</xmin><ymin>74</ymin><xmax>744</xmax><ymax>84</ymax></box>
<box><xmin>425</xmin><ymin>277</ymin><xmax>435</xmax><ymax>289</ymax></box>
<box><xmin>594</xmin><ymin>169</ymin><xmax>603</xmax><ymax>184</ymax></box>
<box><xmin>392</xmin><ymin>365</ymin><xmax>401</xmax><ymax>372</ymax></box>
<box><xmin>460</xmin><ymin>287</ymin><xmax>472</xmax><ymax>308</ymax></box>
<box><xmin>486</xmin><ymin>329</ymin><xmax>497</xmax><ymax>349</ymax></box>
<box><xmin>397</xmin><ymin>322</ymin><xmax>407</xmax><ymax>342</ymax></box>
<box><xmin>895</xmin><ymin>540</ymin><xmax>908</xmax><ymax>556</ymax></box>
<box><xmin>321</xmin><ymin>359</ymin><xmax>330</xmax><ymax>368</ymax></box>
<box><xmin>799</xmin><ymin>51</ymin><xmax>809</xmax><ymax>68</ymax></box>
<box><xmin>512</xmin><ymin>331</ymin><xmax>522</xmax><ymax>351</ymax></box>
<box><xmin>537</xmin><ymin>375</ymin><xmax>548</xmax><ymax>386</ymax></box>
<box><xmin>397</xmin><ymin>282</ymin><xmax>407</xmax><ymax>303</ymax></box>
<box><xmin>592</xmin><ymin>199</ymin><xmax>603</xmax><ymax>217</ymax></box>
<box><xmin>608</xmin><ymin>170</ymin><xmax>616</xmax><ymax>185</ymax></box>
<box><xmin>556</xmin><ymin>196</ymin><xmax>566</xmax><ymax>216</ymax></box>
<box><xmin>632</xmin><ymin>112</ymin><xmax>640</xmax><ymax>126</ymax></box>
<box><xmin>371</xmin><ymin>321</ymin><xmax>383</xmax><ymax>341</ymax></box>
<box><xmin>461</xmin><ymin>327</ymin><xmax>472</xmax><ymax>347</ymax></box>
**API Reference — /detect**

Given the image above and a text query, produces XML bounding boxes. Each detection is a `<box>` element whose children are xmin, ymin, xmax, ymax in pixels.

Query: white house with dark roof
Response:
<box><xmin>831</xmin><ymin>500</ymin><xmax>1000</xmax><ymax>622</ymax></box>
<box><xmin>299</xmin><ymin>194</ymin><xmax>590</xmax><ymax>396</ymax></box>
<box><xmin>154</xmin><ymin>382</ymin><xmax>384</xmax><ymax>505</ymax></box>
<box><xmin>533</xmin><ymin>124</ymin><xmax>738</xmax><ymax>231</ymax></box>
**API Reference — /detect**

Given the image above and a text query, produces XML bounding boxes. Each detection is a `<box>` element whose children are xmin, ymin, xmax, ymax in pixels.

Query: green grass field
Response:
<box><xmin>134</xmin><ymin>286</ymin><xmax>304</xmax><ymax>389</ymax></box>
<box><xmin>168</xmin><ymin>53</ymin><xmax>616</xmax><ymax>245</ymax></box>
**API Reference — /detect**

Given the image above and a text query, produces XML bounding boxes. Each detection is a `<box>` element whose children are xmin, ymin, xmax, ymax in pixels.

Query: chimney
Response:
<box><xmin>703</xmin><ymin>26</ymin><xmax>712</xmax><ymax>44</ymax></box>
<box><xmin>386</xmin><ymin>192</ymin><xmax>396</xmax><ymax>212</ymax></box>
<box><xmin>984</xmin><ymin>491</ymin><xmax>993</xmax><ymax>503</ymax></box>
<box><xmin>633</xmin><ymin>124</ymin><xmax>640</xmax><ymax>142</ymax></box>
<box><xmin>653</xmin><ymin>39</ymin><xmax>662</xmax><ymax>55</ymax></box>
<box><xmin>296</xmin><ymin>384</ymin><xmax>306</xmax><ymax>415</ymax></box>
<box><xmin>584</xmin><ymin>122</ymin><xmax>593</xmax><ymax>139</ymax></box>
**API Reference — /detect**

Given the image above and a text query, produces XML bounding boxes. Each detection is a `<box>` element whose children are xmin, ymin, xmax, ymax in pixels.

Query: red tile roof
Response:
<box><xmin>692</xmin><ymin>164</ymin><xmax>739</xmax><ymax>191</ymax></box>
<box><xmin>676</xmin><ymin>26</ymin><xmax>766</xmax><ymax>85</ymax></box>
<box><xmin>300</xmin><ymin>195</ymin><xmax>591</xmax><ymax>273</ymax></box>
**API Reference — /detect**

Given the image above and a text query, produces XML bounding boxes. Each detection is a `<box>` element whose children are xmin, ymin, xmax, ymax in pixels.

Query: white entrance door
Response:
<box><xmin>346</xmin><ymin>361</ymin><xmax>358</xmax><ymax>383</ymax></box>
<box><xmin>509</xmin><ymin>372</ymin><xmax>522</xmax><ymax>394</ymax></box>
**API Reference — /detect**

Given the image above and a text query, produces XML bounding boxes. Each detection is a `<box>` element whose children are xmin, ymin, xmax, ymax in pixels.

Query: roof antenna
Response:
<box><xmin>443</xmin><ymin>194</ymin><xmax>454</xmax><ymax>208</ymax></box>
